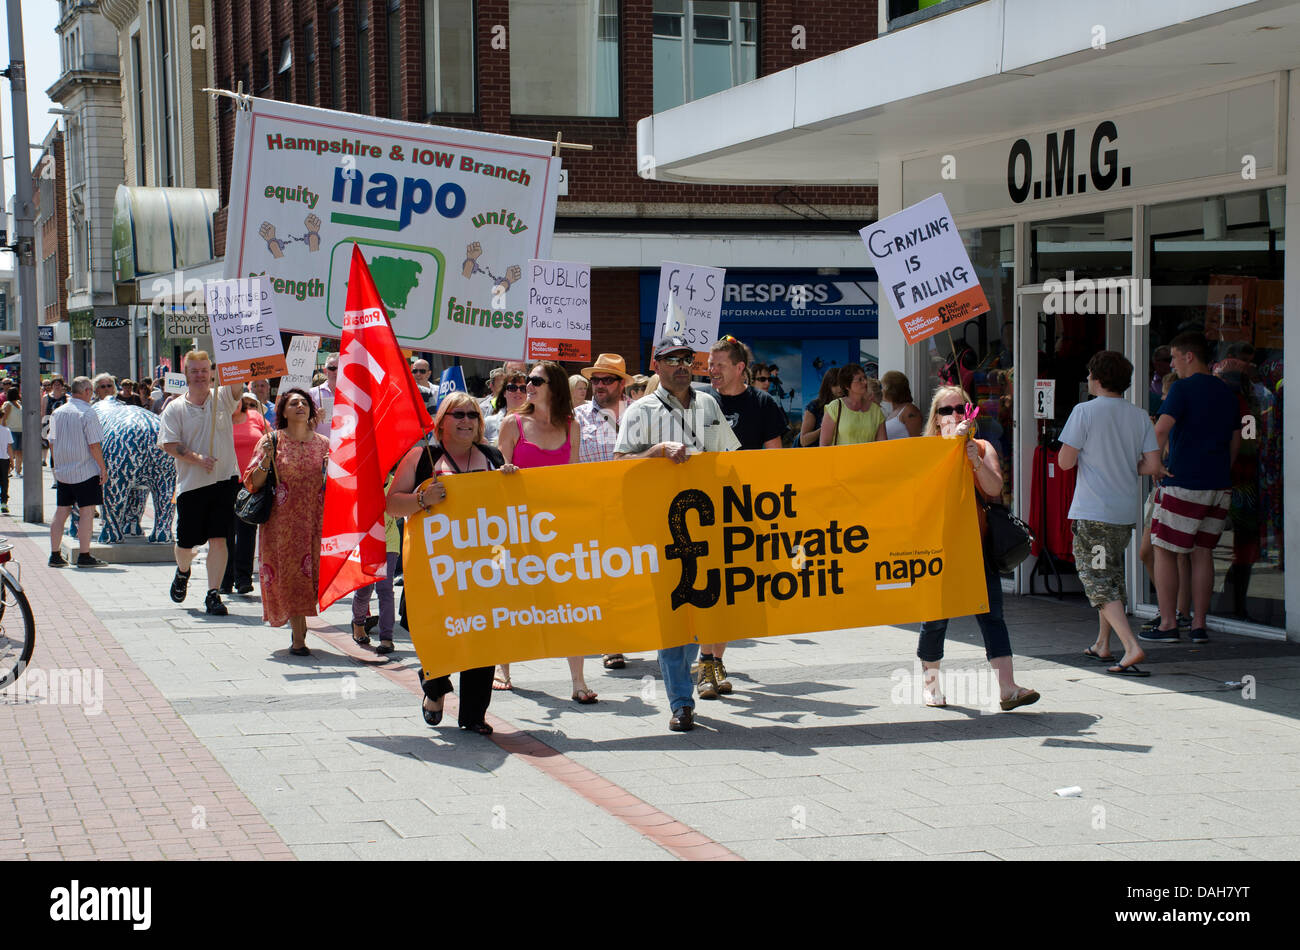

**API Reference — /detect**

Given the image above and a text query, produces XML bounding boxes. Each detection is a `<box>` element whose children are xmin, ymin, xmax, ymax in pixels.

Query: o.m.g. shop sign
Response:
<box><xmin>903</xmin><ymin>80</ymin><xmax>1278</xmax><ymax>217</ymax></box>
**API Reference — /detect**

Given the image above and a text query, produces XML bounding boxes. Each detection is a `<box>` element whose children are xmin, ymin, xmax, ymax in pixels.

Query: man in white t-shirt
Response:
<box><xmin>158</xmin><ymin>350</ymin><xmax>242</xmax><ymax>616</ymax></box>
<box><xmin>309</xmin><ymin>354</ymin><xmax>338</xmax><ymax>438</ymax></box>
<box><xmin>1058</xmin><ymin>350</ymin><xmax>1164</xmax><ymax>677</ymax></box>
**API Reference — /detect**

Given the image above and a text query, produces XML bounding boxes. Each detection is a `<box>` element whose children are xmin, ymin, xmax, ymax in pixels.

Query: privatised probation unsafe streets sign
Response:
<box><xmin>224</xmin><ymin>97</ymin><xmax>560</xmax><ymax>360</ymax></box>
<box><xmin>402</xmin><ymin>437</ymin><xmax>988</xmax><ymax>675</ymax></box>
<box><xmin>860</xmin><ymin>193</ymin><xmax>989</xmax><ymax>344</ymax></box>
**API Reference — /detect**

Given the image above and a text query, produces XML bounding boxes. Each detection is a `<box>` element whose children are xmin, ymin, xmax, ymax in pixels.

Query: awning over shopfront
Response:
<box><xmin>636</xmin><ymin>0</ymin><xmax>1300</xmax><ymax>185</ymax></box>
<box><xmin>112</xmin><ymin>185</ymin><xmax>219</xmax><ymax>283</ymax></box>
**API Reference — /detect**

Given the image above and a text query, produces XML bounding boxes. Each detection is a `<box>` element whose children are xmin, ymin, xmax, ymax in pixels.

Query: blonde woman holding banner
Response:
<box><xmin>387</xmin><ymin>391</ymin><xmax>501</xmax><ymax>734</ymax></box>
<box><xmin>916</xmin><ymin>385</ymin><xmax>1038</xmax><ymax>712</ymax></box>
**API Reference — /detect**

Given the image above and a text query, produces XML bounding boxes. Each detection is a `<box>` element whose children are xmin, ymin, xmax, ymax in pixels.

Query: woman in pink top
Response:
<box><xmin>496</xmin><ymin>361</ymin><xmax>591</xmax><ymax>701</ymax></box>
<box><xmin>225</xmin><ymin>392</ymin><xmax>269</xmax><ymax>594</ymax></box>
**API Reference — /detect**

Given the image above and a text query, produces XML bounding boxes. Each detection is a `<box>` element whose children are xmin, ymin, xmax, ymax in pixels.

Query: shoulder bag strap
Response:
<box><xmin>655</xmin><ymin>388</ymin><xmax>705</xmax><ymax>451</ymax></box>
<box><xmin>208</xmin><ymin>390</ymin><xmax>217</xmax><ymax>461</ymax></box>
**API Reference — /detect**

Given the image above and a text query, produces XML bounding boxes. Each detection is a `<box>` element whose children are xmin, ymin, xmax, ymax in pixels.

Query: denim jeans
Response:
<box><xmin>351</xmin><ymin>552</ymin><xmax>399</xmax><ymax>638</ymax></box>
<box><xmin>917</xmin><ymin>556</ymin><xmax>1012</xmax><ymax>662</ymax></box>
<box><xmin>658</xmin><ymin>642</ymin><xmax>699</xmax><ymax>714</ymax></box>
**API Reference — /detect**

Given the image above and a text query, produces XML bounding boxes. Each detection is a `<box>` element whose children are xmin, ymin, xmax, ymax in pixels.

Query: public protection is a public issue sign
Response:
<box><xmin>860</xmin><ymin>193</ymin><xmax>989</xmax><ymax>344</ymax></box>
<box><xmin>224</xmin><ymin>97</ymin><xmax>560</xmax><ymax>359</ymax></box>
<box><xmin>403</xmin><ymin>437</ymin><xmax>989</xmax><ymax>674</ymax></box>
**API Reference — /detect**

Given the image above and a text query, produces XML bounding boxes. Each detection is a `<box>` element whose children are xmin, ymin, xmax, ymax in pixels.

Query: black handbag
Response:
<box><xmin>982</xmin><ymin>500</ymin><xmax>1034</xmax><ymax>574</ymax></box>
<box><xmin>235</xmin><ymin>433</ymin><xmax>278</xmax><ymax>525</ymax></box>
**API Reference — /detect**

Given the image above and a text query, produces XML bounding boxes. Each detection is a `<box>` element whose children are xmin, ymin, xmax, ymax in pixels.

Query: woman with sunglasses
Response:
<box><xmin>388</xmin><ymin>391</ymin><xmax>501</xmax><ymax>733</ymax></box>
<box><xmin>495</xmin><ymin>361</ymin><xmax>595</xmax><ymax>703</ymax></box>
<box><xmin>917</xmin><ymin>386</ymin><xmax>1039</xmax><ymax>711</ymax></box>
<box><xmin>483</xmin><ymin>369</ymin><xmax>529</xmax><ymax>446</ymax></box>
<box><xmin>819</xmin><ymin>364</ymin><xmax>886</xmax><ymax>446</ymax></box>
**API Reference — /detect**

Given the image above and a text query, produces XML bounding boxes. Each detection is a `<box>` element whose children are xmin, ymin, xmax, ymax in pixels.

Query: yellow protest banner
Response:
<box><xmin>403</xmin><ymin>437</ymin><xmax>990</xmax><ymax>675</ymax></box>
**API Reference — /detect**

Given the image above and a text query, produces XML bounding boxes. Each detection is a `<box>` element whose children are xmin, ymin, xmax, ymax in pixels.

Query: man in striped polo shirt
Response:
<box><xmin>47</xmin><ymin>377</ymin><xmax>108</xmax><ymax>568</ymax></box>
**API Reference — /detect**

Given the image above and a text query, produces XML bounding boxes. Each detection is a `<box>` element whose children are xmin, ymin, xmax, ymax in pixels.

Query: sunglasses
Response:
<box><xmin>525</xmin><ymin>376</ymin><xmax>547</xmax><ymax>387</ymax></box>
<box><xmin>326</xmin><ymin>365</ymin><xmax>339</xmax><ymax>372</ymax></box>
<box><xmin>659</xmin><ymin>356</ymin><xmax>693</xmax><ymax>367</ymax></box>
<box><xmin>719</xmin><ymin>334</ymin><xmax>740</xmax><ymax>344</ymax></box>
<box><xmin>935</xmin><ymin>405</ymin><xmax>964</xmax><ymax>416</ymax></box>
<box><xmin>445</xmin><ymin>410</ymin><xmax>480</xmax><ymax>420</ymax></box>
<box><xmin>412</xmin><ymin>368</ymin><xmax>429</xmax><ymax>374</ymax></box>
<box><xmin>753</xmin><ymin>375</ymin><xmax>769</xmax><ymax>382</ymax></box>
<box><xmin>589</xmin><ymin>375</ymin><xmax>622</xmax><ymax>385</ymax></box>
<box><xmin>503</xmin><ymin>383</ymin><xmax>526</xmax><ymax>392</ymax></box>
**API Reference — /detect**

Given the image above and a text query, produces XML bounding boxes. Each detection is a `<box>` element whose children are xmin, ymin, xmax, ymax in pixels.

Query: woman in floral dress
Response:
<box><xmin>242</xmin><ymin>388</ymin><xmax>330</xmax><ymax>655</ymax></box>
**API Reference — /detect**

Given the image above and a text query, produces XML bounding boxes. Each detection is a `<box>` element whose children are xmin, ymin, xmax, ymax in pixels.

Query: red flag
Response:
<box><xmin>318</xmin><ymin>244</ymin><xmax>433</xmax><ymax>609</ymax></box>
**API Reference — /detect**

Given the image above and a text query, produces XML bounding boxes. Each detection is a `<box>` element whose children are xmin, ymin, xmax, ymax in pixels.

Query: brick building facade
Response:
<box><xmin>209</xmin><ymin>1</ymin><xmax>881</xmax><ymax>390</ymax></box>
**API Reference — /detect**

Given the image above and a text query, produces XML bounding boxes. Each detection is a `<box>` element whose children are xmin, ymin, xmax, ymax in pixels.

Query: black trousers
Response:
<box><xmin>0</xmin><ymin>458</ymin><xmax>8</xmax><ymax>503</ymax></box>
<box><xmin>421</xmin><ymin>666</ymin><xmax>494</xmax><ymax>727</ymax></box>
<box><xmin>222</xmin><ymin>516</ymin><xmax>258</xmax><ymax>590</ymax></box>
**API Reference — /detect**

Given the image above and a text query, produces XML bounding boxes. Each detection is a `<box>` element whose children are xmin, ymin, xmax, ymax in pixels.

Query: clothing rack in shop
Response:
<box><xmin>1027</xmin><ymin>423</ymin><xmax>1075</xmax><ymax>599</ymax></box>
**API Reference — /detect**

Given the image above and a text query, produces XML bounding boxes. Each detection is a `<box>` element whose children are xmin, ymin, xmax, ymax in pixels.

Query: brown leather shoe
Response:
<box><xmin>668</xmin><ymin>707</ymin><xmax>694</xmax><ymax>732</ymax></box>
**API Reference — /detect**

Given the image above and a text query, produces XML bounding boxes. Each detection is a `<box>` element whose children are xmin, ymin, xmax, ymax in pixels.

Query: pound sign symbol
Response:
<box><xmin>664</xmin><ymin>489</ymin><xmax>721</xmax><ymax>610</ymax></box>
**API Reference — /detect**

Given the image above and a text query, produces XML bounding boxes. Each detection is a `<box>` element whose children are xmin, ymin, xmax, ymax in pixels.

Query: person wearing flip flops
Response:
<box><xmin>1057</xmin><ymin>351</ymin><xmax>1166</xmax><ymax>677</ymax></box>
<box><xmin>916</xmin><ymin>386</ymin><xmax>1039</xmax><ymax>711</ymax></box>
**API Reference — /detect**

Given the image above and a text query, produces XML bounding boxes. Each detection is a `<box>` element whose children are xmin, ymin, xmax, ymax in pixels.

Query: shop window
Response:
<box><xmin>387</xmin><ymin>0</ymin><xmax>403</xmax><ymax>118</ymax></box>
<box><xmin>654</xmin><ymin>1</ymin><xmax>757</xmax><ymax>113</ymax></box>
<box><xmin>423</xmin><ymin>0</ymin><xmax>475</xmax><ymax>114</ymax></box>
<box><xmin>924</xmin><ymin>225</ymin><xmax>1016</xmax><ymax>513</ymax></box>
<box><xmin>304</xmin><ymin>22</ymin><xmax>317</xmax><ymax>107</ymax></box>
<box><xmin>357</xmin><ymin>0</ymin><xmax>372</xmax><ymax>114</ymax></box>
<box><xmin>1029</xmin><ymin>210</ymin><xmax>1132</xmax><ymax>285</ymax></box>
<box><xmin>276</xmin><ymin>37</ymin><xmax>293</xmax><ymax>101</ymax></box>
<box><xmin>1144</xmin><ymin>187</ymin><xmax>1285</xmax><ymax>629</ymax></box>
<box><xmin>510</xmin><ymin>0</ymin><xmax>619</xmax><ymax>117</ymax></box>
<box><xmin>329</xmin><ymin>6</ymin><xmax>342</xmax><ymax>109</ymax></box>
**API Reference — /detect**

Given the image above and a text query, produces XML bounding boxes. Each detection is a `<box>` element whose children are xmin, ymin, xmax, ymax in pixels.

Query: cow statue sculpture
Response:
<box><xmin>68</xmin><ymin>400</ymin><xmax>176</xmax><ymax>544</ymax></box>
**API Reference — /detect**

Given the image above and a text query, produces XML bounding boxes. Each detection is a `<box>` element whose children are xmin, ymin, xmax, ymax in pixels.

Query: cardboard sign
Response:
<box><xmin>223</xmin><ymin>97</ymin><xmax>559</xmax><ymax>360</ymax></box>
<box><xmin>402</xmin><ymin>438</ymin><xmax>987</xmax><ymax>673</ymax></box>
<box><xmin>279</xmin><ymin>335</ymin><xmax>321</xmax><ymax>393</ymax></box>
<box><xmin>164</xmin><ymin>372</ymin><xmax>187</xmax><ymax>394</ymax></box>
<box><xmin>203</xmin><ymin>278</ymin><xmax>289</xmax><ymax>385</ymax></box>
<box><xmin>1034</xmin><ymin>380</ymin><xmax>1055</xmax><ymax>419</ymax></box>
<box><xmin>860</xmin><ymin>193</ymin><xmax>989</xmax><ymax>344</ymax></box>
<box><xmin>525</xmin><ymin>259</ymin><xmax>591</xmax><ymax>361</ymax></box>
<box><xmin>655</xmin><ymin>262</ymin><xmax>725</xmax><ymax>353</ymax></box>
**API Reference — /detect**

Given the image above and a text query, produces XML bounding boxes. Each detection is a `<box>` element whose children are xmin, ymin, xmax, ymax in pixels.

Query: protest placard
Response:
<box><xmin>278</xmin><ymin>335</ymin><xmax>321</xmax><ymax>393</ymax></box>
<box><xmin>525</xmin><ymin>259</ymin><xmax>590</xmax><ymax>361</ymax></box>
<box><xmin>654</xmin><ymin>262</ymin><xmax>724</xmax><ymax>355</ymax></box>
<box><xmin>223</xmin><ymin>97</ymin><xmax>560</xmax><ymax>360</ymax></box>
<box><xmin>163</xmin><ymin>372</ymin><xmax>187</xmax><ymax>394</ymax></box>
<box><xmin>203</xmin><ymin>278</ymin><xmax>289</xmax><ymax>385</ymax></box>
<box><xmin>860</xmin><ymin>193</ymin><xmax>989</xmax><ymax>344</ymax></box>
<box><xmin>403</xmin><ymin>437</ymin><xmax>986</xmax><ymax>673</ymax></box>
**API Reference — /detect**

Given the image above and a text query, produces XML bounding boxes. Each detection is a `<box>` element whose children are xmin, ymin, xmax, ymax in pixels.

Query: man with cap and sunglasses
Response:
<box><xmin>614</xmin><ymin>336</ymin><xmax>739</xmax><ymax>732</ymax></box>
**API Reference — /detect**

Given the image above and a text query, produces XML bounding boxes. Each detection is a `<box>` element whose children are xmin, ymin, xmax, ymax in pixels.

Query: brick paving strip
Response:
<box><xmin>0</xmin><ymin>529</ymin><xmax>294</xmax><ymax>861</ymax></box>
<box><xmin>308</xmin><ymin>621</ymin><xmax>743</xmax><ymax>860</ymax></box>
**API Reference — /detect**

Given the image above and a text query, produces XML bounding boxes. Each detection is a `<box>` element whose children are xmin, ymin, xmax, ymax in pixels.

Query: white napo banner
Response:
<box><xmin>224</xmin><ymin>97</ymin><xmax>560</xmax><ymax>360</ymax></box>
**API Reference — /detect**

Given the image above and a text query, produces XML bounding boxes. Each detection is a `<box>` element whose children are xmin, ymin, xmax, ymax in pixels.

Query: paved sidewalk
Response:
<box><xmin>4</xmin><ymin>465</ymin><xmax>1300</xmax><ymax>860</ymax></box>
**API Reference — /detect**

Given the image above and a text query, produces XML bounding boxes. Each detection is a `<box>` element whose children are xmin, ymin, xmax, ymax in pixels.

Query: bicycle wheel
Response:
<box><xmin>0</xmin><ymin>572</ymin><xmax>35</xmax><ymax>690</ymax></box>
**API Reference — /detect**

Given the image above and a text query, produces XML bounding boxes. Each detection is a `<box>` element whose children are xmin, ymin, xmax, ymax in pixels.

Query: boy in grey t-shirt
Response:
<box><xmin>1058</xmin><ymin>351</ymin><xmax>1164</xmax><ymax>676</ymax></box>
